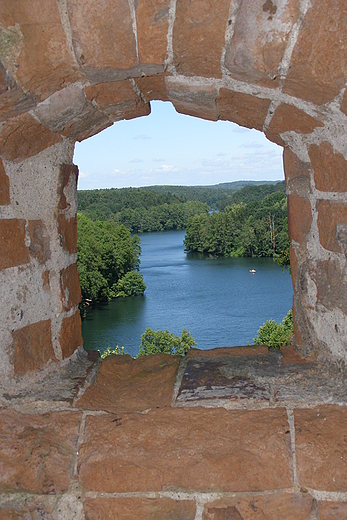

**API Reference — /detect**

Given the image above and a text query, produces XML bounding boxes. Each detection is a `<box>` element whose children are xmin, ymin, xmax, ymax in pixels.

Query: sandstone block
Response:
<box><xmin>58</xmin><ymin>214</ymin><xmax>77</xmax><ymax>254</ymax></box>
<box><xmin>60</xmin><ymin>101</ymin><xmax>113</xmax><ymax>142</ymax></box>
<box><xmin>42</xmin><ymin>270</ymin><xmax>50</xmax><ymax>292</ymax></box>
<box><xmin>28</xmin><ymin>220</ymin><xmax>51</xmax><ymax>263</ymax></box>
<box><xmin>225</xmin><ymin>0</ymin><xmax>300</xmax><ymax>87</ymax></box>
<box><xmin>12</xmin><ymin>319</ymin><xmax>56</xmax><ymax>375</ymax></box>
<box><xmin>309</xmin><ymin>142</ymin><xmax>347</xmax><ymax>192</ymax></box>
<box><xmin>76</xmin><ymin>353</ymin><xmax>179</xmax><ymax>413</ymax></box>
<box><xmin>0</xmin><ymin>60</ymin><xmax>35</xmax><ymax>122</ymax></box>
<box><xmin>173</xmin><ymin>0</ymin><xmax>230</xmax><ymax>78</ymax></box>
<box><xmin>166</xmin><ymin>79</ymin><xmax>218</xmax><ymax>121</ymax></box>
<box><xmin>283</xmin><ymin>147</ymin><xmax>311</xmax><ymax>198</ymax></box>
<box><xmin>283</xmin><ymin>0</ymin><xmax>347</xmax><ymax>105</ymax></box>
<box><xmin>342</xmin><ymin>89</ymin><xmax>347</xmax><ymax>116</ymax></box>
<box><xmin>0</xmin><ymin>410</ymin><xmax>81</xmax><ymax>493</ymax></box>
<box><xmin>319</xmin><ymin>501</ymin><xmax>347</xmax><ymax>519</ymax></box>
<box><xmin>295</xmin><ymin>405</ymin><xmax>347</xmax><ymax>491</ymax></box>
<box><xmin>60</xmin><ymin>263</ymin><xmax>82</xmax><ymax>312</ymax></box>
<box><xmin>78</xmin><ymin>407</ymin><xmax>292</xmax><ymax>493</ymax></box>
<box><xmin>217</xmin><ymin>89</ymin><xmax>271</xmax><ymax>131</ymax></box>
<box><xmin>312</xmin><ymin>259</ymin><xmax>347</xmax><ymax>315</ymax></box>
<box><xmin>0</xmin><ymin>500</ymin><xmax>52</xmax><ymax>520</ymax></box>
<box><xmin>317</xmin><ymin>200</ymin><xmax>347</xmax><ymax>253</ymax></box>
<box><xmin>0</xmin><ymin>218</ymin><xmax>30</xmax><ymax>270</ymax></box>
<box><xmin>59</xmin><ymin>309</ymin><xmax>83</xmax><ymax>359</ymax></box>
<box><xmin>84</xmin><ymin>497</ymin><xmax>196</xmax><ymax>520</ymax></box>
<box><xmin>67</xmin><ymin>0</ymin><xmax>137</xmax><ymax>81</ymax></box>
<box><xmin>292</xmin><ymin>299</ymin><xmax>303</xmax><ymax>348</ymax></box>
<box><xmin>136</xmin><ymin>0</ymin><xmax>170</xmax><ymax>65</ymax></box>
<box><xmin>0</xmin><ymin>0</ymin><xmax>82</xmax><ymax>101</ymax></box>
<box><xmin>203</xmin><ymin>492</ymin><xmax>316</xmax><ymax>520</ymax></box>
<box><xmin>280</xmin><ymin>345</ymin><xmax>315</xmax><ymax>365</ymax></box>
<box><xmin>135</xmin><ymin>74</ymin><xmax>169</xmax><ymax>102</ymax></box>
<box><xmin>287</xmin><ymin>194</ymin><xmax>312</xmax><ymax>243</ymax></box>
<box><xmin>0</xmin><ymin>158</ymin><xmax>10</xmax><ymax>205</ymax></box>
<box><xmin>58</xmin><ymin>164</ymin><xmax>79</xmax><ymax>212</ymax></box>
<box><xmin>187</xmin><ymin>346</ymin><xmax>268</xmax><ymax>359</ymax></box>
<box><xmin>0</xmin><ymin>112</ymin><xmax>62</xmax><ymax>161</ymax></box>
<box><xmin>289</xmin><ymin>245</ymin><xmax>298</xmax><ymax>293</ymax></box>
<box><xmin>269</xmin><ymin>104</ymin><xmax>324</xmax><ymax>136</ymax></box>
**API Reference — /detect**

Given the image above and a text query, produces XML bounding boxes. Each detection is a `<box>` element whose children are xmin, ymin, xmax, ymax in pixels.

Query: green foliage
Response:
<box><xmin>99</xmin><ymin>345</ymin><xmax>125</xmax><ymax>358</ymax></box>
<box><xmin>137</xmin><ymin>328</ymin><xmax>196</xmax><ymax>357</ymax></box>
<box><xmin>115</xmin><ymin>271</ymin><xmax>146</xmax><ymax>297</ymax></box>
<box><xmin>77</xmin><ymin>213</ymin><xmax>143</xmax><ymax>303</ymax></box>
<box><xmin>253</xmin><ymin>310</ymin><xmax>293</xmax><ymax>349</ymax></box>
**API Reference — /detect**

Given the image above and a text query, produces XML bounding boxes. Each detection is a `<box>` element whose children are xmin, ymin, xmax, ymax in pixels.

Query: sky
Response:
<box><xmin>74</xmin><ymin>100</ymin><xmax>284</xmax><ymax>190</ymax></box>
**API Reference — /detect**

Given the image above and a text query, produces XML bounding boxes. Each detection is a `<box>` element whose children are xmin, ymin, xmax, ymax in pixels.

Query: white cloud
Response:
<box><xmin>153</xmin><ymin>157</ymin><xmax>165</xmax><ymax>162</ymax></box>
<box><xmin>130</xmin><ymin>158</ymin><xmax>144</xmax><ymax>163</ymax></box>
<box><xmin>240</xmin><ymin>141</ymin><xmax>265</xmax><ymax>149</ymax></box>
<box><xmin>217</xmin><ymin>152</ymin><xmax>227</xmax><ymax>156</ymax></box>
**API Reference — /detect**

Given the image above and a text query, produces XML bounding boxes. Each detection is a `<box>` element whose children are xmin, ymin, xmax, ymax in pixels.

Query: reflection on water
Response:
<box><xmin>82</xmin><ymin>230</ymin><xmax>293</xmax><ymax>357</ymax></box>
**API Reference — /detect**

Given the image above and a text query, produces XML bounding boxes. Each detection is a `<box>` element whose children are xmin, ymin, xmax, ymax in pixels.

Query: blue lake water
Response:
<box><xmin>82</xmin><ymin>229</ymin><xmax>293</xmax><ymax>357</ymax></box>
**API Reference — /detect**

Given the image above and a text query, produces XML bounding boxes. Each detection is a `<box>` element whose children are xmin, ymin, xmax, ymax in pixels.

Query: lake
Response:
<box><xmin>82</xmin><ymin>230</ymin><xmax>293</xmax><ymax>358</ymax></box>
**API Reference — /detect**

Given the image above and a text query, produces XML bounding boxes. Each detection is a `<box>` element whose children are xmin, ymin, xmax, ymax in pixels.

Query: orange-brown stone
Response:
<box><xmin>280</xmin><ymin>345</ymin><xmax>315</xmax><ymax>365</ymax></box>
<box><xmin>67</xmin><ymin>0</ymin><xmax>137</xmax><ymax>81</ymax></box>
<box><xmin>136</xmin><ymin>0</ymin><xmax>170</xmax><ymax>66</ymax></box>
<box><xmin>0</xmin><ymin>410</ymin><xmax>81</xmax><ymax>493</ymax></box>
<box><xmin>84</xmin><ymin>497</ymin><xmax>196</xmax><ymax>520</ymax></box>
<box><xmin>167</xmin><ymin>79</ymin><xmax>218</xmax><ymax>121</ymax></box>
<box><xmin>59</xmin><ymin>309</ymin><xmax>83</xmax><ymax>359</ymax></box>
<box><xmin>0</xmin><ymin>500</ymin><xmax>52</xmax><ymax>519</ymax></box>
<box><xmin>187</xmin><ymin>346</ymin><xmax>269</xmax><ymax>359</ymax></box>
<box><xmin>292</xmin><ymin>299</ymin><xmax>303</xmax><ymax>348</ymax></box>
<box><xmin>203</xmin><ymin>492</ymin><xmax>316</xmax><ymax>520</ymax></box>
<box><xmin>287</xmin><ymin>194</ymin><xmax>312</xmax><ymax>243</ymax></box>
<box><xmin>295</xmin><ymin>405</ymin><xmax>347</xmax><ymax>491</ymax></box>
<box><xmin>12</xmin><ymin>319</ymin><xmax>56</xmax><ymax>375</ymax></box>
<box><xmin>61</xmin><ymin>102</ymin><xmax>113</xmax><ymax>142</ymax></box>
<box><xmin>342</xmin><ymin>89</ymin><xmax>347</xmax><ymax>116</ymax></box>
<box><xmin>28</xmin><ymin>220</ymin><xmax>51</xmax><ymax>263</ymax></box>
<box><xmin>319</xmin><ymin>501</ymin><xmax>347</xmax><ymax>519</ymax></box>
<box><xmin>217</xmin><ymin>89</ymin><xmax>271</xmax><ymax>131</ymax></box>
<box><xmin>173</xmin><ymin>0</ymin><xmax>230</xmax><ymax>78</ymax></box>
<box><xmin>283</xmin><ymin>0</ymin><xmax>347</xmax><ymax>105</ymax></box>
<box><xmin>0</xmin><ymin>112</ymin><xmax>62</xmax><ymax>161</ymax></box>
<box><xmin>225</xmin><ymin>0</ymin><xmax>300</xmax><ymax>88</ymax></box>
<box><xmin>312</xmin><ymin>259</ymin><xmax>347</xmax><ymax>314</ymax></box>
<box><xmin>317</xmin><ymin>200</ymin><xmax>347</xmax><ymax>253</ymax></box>
<box><xmin>78</xmin><ymin>407</ymin><xmax>292</xmax><ymax>493</ymax></box>
<box><xmin>0</xmin><ymin>0</ymin><xmax>82</xmax><ymax>101</ymax></box>
<box><xmin>289</xmin><ymin>245</ymin><xmax>298</xmax><ymax>293</ymax></box>
<box><xmin>0</xmin><ymin>218</ymin><xmax>30</xmax><ymax>270</ymax></box>
<box><xmin>60</xmin><ymin>263</ymin><xmax>81</xmax><ymax>312</ymax></box>
<box><xmin>77</xmin><ymin>353</ymin><xmax>179</xmax><ymax>413</ymax></box>
<box><xmin>0</xmin><ymin>157</ymin><xmax>10</xmax><ymax>205</ymax></box>
<box><xmin>135</xmin><ymin>74</ymin><xmax>169</xmax><ymax>102</ymax></box>
<box><xmin>58</xmin><ymin>164</ymin><xmax>79</xmax><ymax>211</ymax></box>
<box><xmin>58</xmin><ymin>214</ymin><xmax>77</xmax><ymax>254</ymax></box>
<box><xmin>283</xmin><ymin>147</ymin><xmax>311</xmax><ymax>182</ymax></box>
<box><xmin>42</xmin><ymin>270</ymin><xmax>50</xmax><ymax>292</ymax></box>
<box><xmin>269</xmin><ymin>104</ymin><xmax>324</xmax><ymax>136</ymax></box>
<box><xmin>309</xmin><ymin>142</ymin><xmax>347</xmax><ymax>192</ymax></box>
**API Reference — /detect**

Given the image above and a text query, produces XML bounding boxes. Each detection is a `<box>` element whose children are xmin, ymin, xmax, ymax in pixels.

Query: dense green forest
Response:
<box><xmin>184</xmin><ymin>191</ymin><xmax>289</xmax><ymax>260</ymax></box>
<box><xmin>77</xmin><ymin>214</ymin><xmax>145</xmax><ymax>304</ymax></box>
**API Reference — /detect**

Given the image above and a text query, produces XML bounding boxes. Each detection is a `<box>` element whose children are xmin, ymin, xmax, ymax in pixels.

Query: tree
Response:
<box><xmin>253</xmin><ymin>310</ymin><xmax>293</xmax><ymax>348</ymax></box>
<box><xmin>137</xmin><ymin>328</ymin><xmax>196</xmax><ymax>357</ymax></box>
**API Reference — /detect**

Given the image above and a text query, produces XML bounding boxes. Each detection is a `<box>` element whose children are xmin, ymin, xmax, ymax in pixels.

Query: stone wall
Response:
<box><xmin>0</xmin><ymin>0</ymin><xmax>347</xmax><ymax>377</ymax></box>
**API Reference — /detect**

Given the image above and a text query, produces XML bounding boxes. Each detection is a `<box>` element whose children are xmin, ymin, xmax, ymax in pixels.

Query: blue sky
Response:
<box><xmin>74</xmin><ymin>101</ymin><xmax>284</xmax><ymax>190</ymax></box>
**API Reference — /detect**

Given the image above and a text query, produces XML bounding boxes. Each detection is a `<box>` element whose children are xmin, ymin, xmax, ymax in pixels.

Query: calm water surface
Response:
<box><xmin>82</xmin><ymin>230</ymin><xmax>293</xmax><ymax>357</ymax></box>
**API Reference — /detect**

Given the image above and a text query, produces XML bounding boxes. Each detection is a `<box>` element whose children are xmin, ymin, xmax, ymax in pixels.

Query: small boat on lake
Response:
<box><xmin>250</xmin><ymin>269</ymin><xmax>256</xmax><ymax>273</ymax></box>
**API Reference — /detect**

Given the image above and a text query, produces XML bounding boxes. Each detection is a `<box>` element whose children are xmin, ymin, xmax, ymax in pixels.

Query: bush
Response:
<box><xmin>137</xmin><ymin>328</ymin><xmax>196</xmax><ymax>357</ymax></box>
<box><xmin>99</xmin><ymin>345</ymin><xmax>125</xmax><ymax>358</ymax></box>
<box><xmin>253</xmin><ymin>309</ymin><xmax>293</xmax><ymax>349</ymax></box>
<box><xmin>115</xmin><ymin>271</ymin><xmax>146</xmax><ymax>297</ymax></box>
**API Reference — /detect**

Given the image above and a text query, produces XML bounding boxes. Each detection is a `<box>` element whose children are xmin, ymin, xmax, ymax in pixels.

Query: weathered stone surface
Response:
<box><xmin>28</xmin><ymin>220</ymin><xmax>51</xmax><ymax>263</ymax></box>
<box><xmin>309</xmin><ymin>142</ymin><xmax>347</xmax><ymax>192</ymax></box>
<box><xmin>0</xmin><ymin>112</ymin><xmax>62</xmax><ymax>161</ymax></box>
<box><xmin>313</xmin><ymin>259</ymin><xmax>347</xmax><ymax>314</ymax></box>
<box><xmin>269</xmin><ymin>104</ymin><xmax>324</xmax><ymax>136</ymax></box>
<box><xmin>136</xmin><ymin>0</ymin><xmax>170</xmax><ymax>65</ymax></box>
<box><xmin>283</xmin><ymin>147</ymin><xmax>311</xmax><ymax>198</ymax></box>
<box><xmin>60</xmin><ymin>263</ymin><xmax>81</xmax><ymax>312</ymax></box>
<box><xmin>61</xmin><ymin>101</ymin><xmax>112</xmax><ymax>141</ymax></box>
<box><xmin>225</xmin><ymin>0</ymin><xmax>300</xmax><ymax>87</ymax></box>
<box><xmin>84</xmin><ymin>497</ymin><xmax>196</xmax><ymax>520</ymax></box>
<box><xmin>342</xmin><ymin>89</ymin><xmax>347</xmax><ymax>116</ymax></box>
<box><xmin>0</xmin><ymin>218</ymin><xmax>30</xmax><ymax>270</ymax></box>
<box><xmin>78</xmin><ymin>407</ymin><xmax>292</xmax><ymax>493</ymax></box>
<box><xmin>187</xmin><ymin>346</ymin><xmax>269</xmax><ymax>359</ymax></box>
<box><xmin>317</xmin><ymin>200</ymin><xmax>347</xmax><ymax>253</ymax></box>
<box><xmin>166</xmin><ymin>79</ymin><xmax>218</xmax><ymax>121</ymax></box>
<box><xmin>0</xmin><ymin>500</ymin><xmax>53</xmax><ymax>520</ymax></box>
<box><xmin>319</xmin><ymin>501</ymin><xmax>347</xmax><ymax>519</ymax></box>
<box><xmin>58</xmin><ymin>164</ymin><xmax>79</xmax><ymax>212</ymax></box>
<box><xmin>76</xmin><ymin>353</ymin><xmax>179</xmax><ymax>413</ymax></box>
<box><xmin>0</xmin><ymin>158</ymin><xmax>10</xmax><ymax>205</ymax></box>
<box><xmin>135</xmin><ymin>74</ymin><xmax>169</xmax><ymax>102</ymax></box>
<box><xmin>0</xmin><ymin>410</ymin><xmax>81</xmax><ymax>493</ymax></box>
<box><xmin>295</xmin><ymin>405</ymin><xmax>347</xmax><ymax>491</ymax></box>
<box><xmin>280</xmin><ymin>345</ymin><xmax>314</xmax><ymax>365</ymax></box>
<box><xmin>0</xmin><ymin>75</ymin><xmax>36</xmax><ymax>123</ymax></box>
<box><xmin>58</xmin><ymin>214</ymin><xmax>77</xmax><ymax>254</ymax></box>
<box><xmin>283</xmin><ymin>0</ymin><xmax>347</xmax><ymax>104</ymax></box>
<box><xmin>173</xmin><ymin>0</ymin><xmax>230</xmax><ymax>78</ymax></box>
<box><xmin>67</xmin><ymin>0</ymin><xmax>137</xmax><ymax>80</ymax></box>
<box><xmin>59</xmin><ymin>310</ymin><xmax>83</xmax><ymax>359</ymax></box>
<box><xmin>203</xmin><ymin>492</ymin><xmax>316</xmax><ymax>520</ymax></box>
<box><xmin>42</xmin><ymin>270</ymin><xmax>50</xmax><ymax>292</ymax></box>
<box><xmin>85</xmin><ymin>80</ymin><xmax>150</xmax><ymax>121</ymax></box>
<box><xmin>12</xmin><ymin>319</ymin><xmax>56</xmax><ymax>375</ymax></box>
<box><xmin>0</xmin><ymin>0</ymin><xmax>82</xmax><ymax>101</ymax></box>
<box><xmin>217</xmin><ymin>89</ymin><xmax>271</xmax><ymax>131</ymax></box>
<box><xmin>287</xmin><ymin>194</ymin><xmax>312</xmax><ymax>243</ymax></box>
